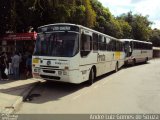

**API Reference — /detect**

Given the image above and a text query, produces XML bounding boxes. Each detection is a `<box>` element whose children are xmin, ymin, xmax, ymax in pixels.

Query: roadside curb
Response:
<box><xmin>1</xmin><ymin>81</ymin><xmax>40</xmax><ymax>114</ymax></box>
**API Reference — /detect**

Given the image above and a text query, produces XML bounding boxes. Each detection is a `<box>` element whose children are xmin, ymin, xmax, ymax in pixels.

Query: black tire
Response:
<box><xmin>125</xmin><ymin>60</ymin><xmax>128</xmax><ymax>65</ymax></box>
<box><xmin>132</xmin><ymin>59</ymin><xmax>136</xmax><ymax>66</ymax></box>
<box><xmin>87</xmin><ymin>68</ymin><xmax>95</xmax><ymax>86</ymax></box>
<box><xmin>115</xmin><ymin>62</ymin><xmax>118</xmax><ymax>72</ymax></box>
<box><xmin>144</xmin><ymin>57</ymin><xmax>148</xmax><ymax>63</ymax></box>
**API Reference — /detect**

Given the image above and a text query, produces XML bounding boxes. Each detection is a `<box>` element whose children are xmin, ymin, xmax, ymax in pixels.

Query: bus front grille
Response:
<box><xmin>43</xmin><ymin>70</ymin><xmax>55</xmax><ymax>74</ymax></box>
<box><xmin>40</xmin><ymin>75</ymin><xmax>60</xmax><ymax>80</ymax></box>
<box><xmin>40</xmin><ymin>65</ymin><xmax>59</xmax><ymax>68</ymax></box>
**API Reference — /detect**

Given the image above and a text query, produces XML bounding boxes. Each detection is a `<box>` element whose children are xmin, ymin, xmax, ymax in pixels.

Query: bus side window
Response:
<box><xmin>111</xmin><ymin>40</ymin><xmax>116</xmax><ymax>51</ymax></box>
<box><xmin>131</xmin><ymin>41</ymin><xmax>134</xmax><ymax>50</ymax></box>
<box><xmin>116</xmin><ymin>41</ymin><xmax>119</xmax><ymax>51</ymax></box>
<box><xmin>107</xmin><ymin>38</ymin><xmax>112</xmax><ymax>51</ymax></box>
<box><xmin>93</xmin><ymin>33</ymin><xmax>98</xmax><ymax>51</ymax></box>
<box><xmin>106</xmin><ymin>37</ymin><xmax>111</xmax><ymax>51</ymax></box>
<box><xmin>80</xmin><ymin>33</ymin><xmax>92</xmax><ymax>57</ymax></box>
<box><xmin>116</xmin><ymin>41</ymin><xmax>123</xmax><ymax>51</ymax></box>
<box><xmin>99</xmin><ymin>35</ymin><xmax>106</xmax><ymax>51</ymax></box>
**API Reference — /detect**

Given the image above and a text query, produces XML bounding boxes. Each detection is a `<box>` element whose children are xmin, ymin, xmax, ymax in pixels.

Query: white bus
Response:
<box><xmin>121</xmin><ymin>39</ymin><xmax>153</xmax><ymax>65</ymax></box>
<box><xmin>32</xmin><ymin>23</ymin><xmax>125</xmax><ymax>84</ymax></box>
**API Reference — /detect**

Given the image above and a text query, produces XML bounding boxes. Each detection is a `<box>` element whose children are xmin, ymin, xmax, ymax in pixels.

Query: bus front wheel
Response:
<box><xmin>87</xmin><ymin>68</ymin><xmax>95</xmax><ymax>85</ymax></box>
<box><xmin>115</xmin><ymin>62</ymin><xmax>119</xmax><ymax>72</ymax></box>
<box><xmin>132</xmin><ymin>59</ymin><xmax>136</xmax><ymax>66</ymax></box>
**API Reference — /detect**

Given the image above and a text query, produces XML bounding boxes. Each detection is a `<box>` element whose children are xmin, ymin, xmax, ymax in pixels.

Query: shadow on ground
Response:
<box><xmin>1</xmin><ymin>61</ymin><xmax>150</xmax><ymax>104</ymax></box>
<box><xmin>23</xmin><ymin>70</ymin><xmax>117</xmax><ymax>104</ymax></box>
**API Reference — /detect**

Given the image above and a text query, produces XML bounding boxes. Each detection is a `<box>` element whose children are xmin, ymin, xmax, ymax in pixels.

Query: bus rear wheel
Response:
<box><xmin>132</xmin><ymin>59</ymin><xmax>136</xmax><ymax>66</ymax></box>
<box><xmin>87</xmin><ymin>68</ymin><xmax>95</xmax><ymax>86</ymax></box>
<box><xmin>144</xmin><ymin>57</ymin><xmax>148</xmax><ymax>63</ymax></box>
<box><xmin>115</xmin><ymin>62</ymin><xmax>119</xmax><ymax>72</ymax></box>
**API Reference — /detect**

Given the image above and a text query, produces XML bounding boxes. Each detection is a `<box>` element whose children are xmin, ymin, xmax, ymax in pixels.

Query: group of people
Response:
<box><xmin>0</xmin><ymin>51</ymin><xmax>32</xmax><ymax>81</ymax></box>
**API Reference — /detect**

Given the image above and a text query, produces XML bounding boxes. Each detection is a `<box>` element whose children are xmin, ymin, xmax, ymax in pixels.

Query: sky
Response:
<box><xmin>98</xmin><ymin>0</ymin><xmax>160</xmax><ymax>29</ymax></box>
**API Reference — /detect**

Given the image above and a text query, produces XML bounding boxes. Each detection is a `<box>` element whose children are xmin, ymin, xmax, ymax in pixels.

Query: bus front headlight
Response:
<box><xmin>34</xmin><ymin>69</ymin><xmax>38</xmax><ymax>72</ymax></box>
<box><xmin>33</xmin><ymin>68</ymin><xmax>40</xmax><ymax>73</ymax></box>
<box><xmin>58</xmin><ymin>71</ymin><xmax>62</xmax><ymax>75</ymax></box>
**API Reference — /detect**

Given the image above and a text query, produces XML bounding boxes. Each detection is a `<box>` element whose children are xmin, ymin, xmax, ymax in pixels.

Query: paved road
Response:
<box><xmin>17</xmin><ymin>59</ymin><xmax>160</xmax><ymax>113</ymax></box>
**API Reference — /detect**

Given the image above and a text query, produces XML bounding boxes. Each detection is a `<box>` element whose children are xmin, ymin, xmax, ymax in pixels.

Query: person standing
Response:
<box><xmin>0</xmin><ymin>52</ymin><xmax>8</xmax><ymax>80</ymax></box>
<box><xmin>0</xmin><ymin>54</ymin><xmax>2</xmax><ymax>80</ymax></box>
<box><xmin>12</xmin><ymin>52</ymin><xmax>20</xmax><ymax>80</ymax></box>
<box><xmin>8</xmin><ymin>53</ymin><xmax>13</xmax><ymax>75</ymax></box>
<box><xmin>26</xmin><ymin>55</ymin><xmax>32</xmax><ymax>78</ymax></box>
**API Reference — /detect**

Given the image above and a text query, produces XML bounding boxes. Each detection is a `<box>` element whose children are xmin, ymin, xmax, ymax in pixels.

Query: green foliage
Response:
<box><xmin>81</xmin><ymin>0</ymin><xmax>96</xmax><ymax>28</ymax></box>
<box><xmin>91</xmin><ymin>0</ymin><xmax>130</xmax><ymax>39</ymax></box>
<box><xmin>118</xmin><ymin>19</ymin><xmax>132</xmax><ymax>38</ymax></box>
<box><xmin>117</xmin><ymin>12</ymin><xmax>152</xmax><ymax>40</ymax></box>
<box><xmin>150</xmin><ymin>29</ymin><xmax>160</xmax><ymax>47</ymax></box>
<box><xmin>70</xmin><ymin>5</ymin><xmax>86</xmax><ymax>24</ymax></box>
<box><xmin>0</xmin><ymin>0</ymin><xmax>159</xmax><ymax>47</ymax></box>
<box><xmin>0</xmin><ymin>0</ymin><xmax>15</xmax><ymax>34</ymax></box>
<box><xmin>131</xmin><ymin>14</ymin><xmax>152</xmax><ymax>41</ymax></box>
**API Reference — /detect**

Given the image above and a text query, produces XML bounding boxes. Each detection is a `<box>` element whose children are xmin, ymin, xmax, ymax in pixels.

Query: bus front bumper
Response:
<box><xmin>32</xmin><ymin>69</ymin><xmax>82</xmax><ymax>84</ymax></box>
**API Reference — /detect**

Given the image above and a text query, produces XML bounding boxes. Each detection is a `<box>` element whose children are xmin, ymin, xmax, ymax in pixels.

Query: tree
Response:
<box><xmin>118</xmin><ymin>19</ymin><xmax>132</xmax><ymax>38</ymax></box>
<box><xmin>1</xmin><ymin>0</ymin><xmax>156</xmax><ymax>42</ymax></box>
<box><xmin>150</xmin><ymin>29</ymin><xmax>160</xmax><ymax>47</ymax></box>
<box><xmin>131</xmin><ymin>14</ymin><xmax>152</xmax><ymax>41</ymax></box>
<box><xmin>117</xmin><ymin>12</ymin><xmax>152</xmax><ymax>41</ymax></box>
<box><xmin>0</xmin><ymin>0</ymin><xmax>12</xmax><ymax>34</ymax></box>
<box><xmin>81</xmin><ymin>0</ymin><xmax>96</xmax><ymax>28</ymax></box>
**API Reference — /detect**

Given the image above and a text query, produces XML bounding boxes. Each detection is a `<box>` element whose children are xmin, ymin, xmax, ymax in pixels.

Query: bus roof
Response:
<box><xmin>38</xmin><ymin>23</ymin><xmax>122</xmax><ymax>42</ymax></box>
<box><xmin>120</xmin><ymin>39</ymin><xmax>152</xmax><ymax>44</ymax></box>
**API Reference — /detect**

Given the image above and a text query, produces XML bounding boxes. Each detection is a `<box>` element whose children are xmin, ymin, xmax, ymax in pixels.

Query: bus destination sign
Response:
<box><xmin>52</xmin><ymin>26</ymin><xmax>70</xmax><ymax>31</ymax></box>
<box><xmin>38</xmin><ymin>25</ymin><xmax>79</xmax><ymax>32</ymax></box>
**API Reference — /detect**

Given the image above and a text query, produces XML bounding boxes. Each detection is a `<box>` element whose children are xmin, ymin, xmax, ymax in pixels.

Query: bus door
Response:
<box><xmin>80</xmin><ymin>30</ymin><xmax>93</xmax><ymax>61</ymax></box>
<box><xmin>79</xmin><ymin>30</ymin><xmax>94</xmax><ymax>80</ymax></box>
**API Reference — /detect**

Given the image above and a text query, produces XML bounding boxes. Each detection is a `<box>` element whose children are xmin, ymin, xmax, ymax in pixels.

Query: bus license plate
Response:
<box><xmin>33</xmin><ymin>58</ymin><xmax>39</xmax><ymax>64</ymax></box>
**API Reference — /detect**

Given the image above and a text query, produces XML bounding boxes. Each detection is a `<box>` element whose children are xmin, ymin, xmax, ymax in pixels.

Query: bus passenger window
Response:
<box><xmin>93</xmin><ymin>33</ymin><xmax>98</xmax><ymax>51</ymax></box>
<box><xmin>80</xmin><ymin>33</ymin><xmax>92</xmax><ymax>57</ymax></box>
<box><xmin>99</xmin><ymin>36</ymin><xmax>106</xmax><ymax>51</ymax></box>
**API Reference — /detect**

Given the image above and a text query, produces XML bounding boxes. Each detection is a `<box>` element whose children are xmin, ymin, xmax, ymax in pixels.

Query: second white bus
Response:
<box><xmin>121</xmin><ymin>39</ymin><xmax>153</xmax><ymax>65</ymax></box>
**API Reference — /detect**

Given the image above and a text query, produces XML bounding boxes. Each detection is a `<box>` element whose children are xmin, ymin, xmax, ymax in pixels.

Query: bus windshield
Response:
<box><xmin>34</xmin><ymin>32</ymin><xmax>79</xmax><ymax>57</ymax></box>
